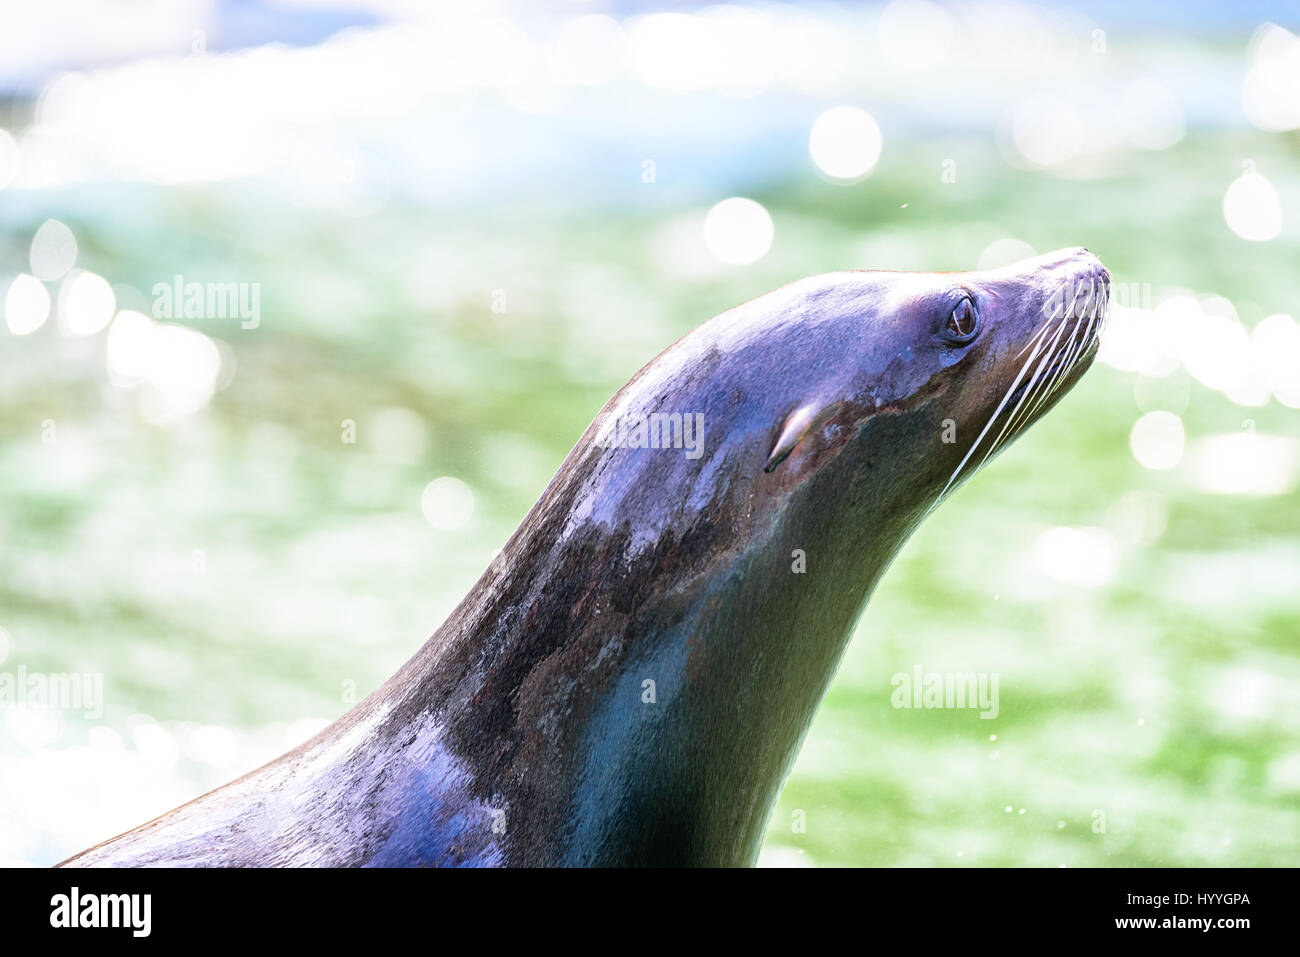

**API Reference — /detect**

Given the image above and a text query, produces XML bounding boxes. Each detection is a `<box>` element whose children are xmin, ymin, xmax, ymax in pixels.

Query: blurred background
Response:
<box><xmin>1</xmin><ymin>0</ymin><xmax>1298</xmax><ymax>868</ymax></box>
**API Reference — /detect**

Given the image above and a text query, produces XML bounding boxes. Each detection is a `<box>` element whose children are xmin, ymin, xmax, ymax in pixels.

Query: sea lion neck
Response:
<box><xmin>390</xmin><ymin>388</ymin><xmax>933</xmax><ymax>866</ymax></box>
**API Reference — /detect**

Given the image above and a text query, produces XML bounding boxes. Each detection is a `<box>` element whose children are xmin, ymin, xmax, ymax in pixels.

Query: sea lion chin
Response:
<box><xmin>61</xmin><ymin>247</ymin><xmax>1110</xmax><ymax>868</ymax></box>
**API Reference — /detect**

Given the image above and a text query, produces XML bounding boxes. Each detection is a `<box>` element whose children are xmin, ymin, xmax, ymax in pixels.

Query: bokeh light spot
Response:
<box><xmin>1011</xmin><ymin>94</ymin><xmax>1084</xmax><ymax>168</ymax></box>
<box><xmin>138</xmin><ymin>324</ymin><xmax>222</xmax><ymax>424</ymax></box>
<box><xmin>1034</xmin><ymin>526</ymin><xmax>1119</xmax><ymax>588</ymax></box>
<box><xmin>703</xmin><ymin>197</ymin><xmax>774</xmax><ymax>265</ymax></box>
<box><xmin>976</xmin><ymin>238</ymin><xmax>1036</xmax><ymax>271</ymax></box>
<box><xmin>105</xmin><ymin>309</ymin><xmax>156</xmax><ymax>382</ymax></box>
<box><xmin>1130</xmin><ymin>410</ymin><xmax>1185</xmax><ymax>470</ymax></box>
<box><xmin>29</xmin><ymin>219</ymin><xmax>78</xmax><ymax>281</ymax></box>
<box><xmin>1189</xmin><ymin>432</ymin><xmax>1298</xmax><ymax>496</ymax></box>
<box><xmin>58</xmin><ymin>269</ymin><xmax>115</xmax><ymax>337</ymax></box>
<box><xmin>421</xmin><ymin>476</ymin><xmax>475</xmax><ymax>530</ymax></box>
<box><xmin>1243</xmin><ymin>24</ymin><xmax>1300</xmax><ymax>132</ymax></box>
<box><xmin>809</xmin><ymin>106</ymin><xmax>883</xmax><ymax>182</ymax></box>
<box><xmin>1119</xmin><ymin>78</ymin><xmax>1186</xmax><ymax>150</ymax></box>
<box><xmin>1251</xmin><ymin>313</ymin><xmax>1300</xmax><ymax>407</ymax></box>
<box><xmin>4</xmin><ymin>274</ymin><xmax>51</xmax><ymax>335</ymax></box>
<box><xmin>1223</xmin><ymin>169</ymin><xmax>1282</xmax><ymax>241</ymax></box>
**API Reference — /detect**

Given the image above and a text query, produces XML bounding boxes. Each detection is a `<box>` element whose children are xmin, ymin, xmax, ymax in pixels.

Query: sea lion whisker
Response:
<box><xmin>1078</xmin><ymin>286</ymin><xmax>1105</xmax><ymax>350</ymax></box>
<box><xmin>949</xmin><ymin>303</ymin><xmax>1076</xmax><ymax>489</ymax></box>
<box><xmin>1028</xmin><ymin>315</ymin><xmax>1089</xmax><ymax>417</ymax></box>
<box><xmin>998</xmin><ymin>310</ymin><xmax>1087</xmax><ymax>448</ymax></box>
<box><xmin>940</xmin><ymin>325</ymin><xmax>1057</xmax><ymax>494</ymax></box>
<box><xmin>977</xmin><ymin>322</ymin><xmax>1069</xmax><ymax>468</ymax></box>
<box><xmin>1015</xmin><ymin>315</ymin><xmax>1057</xmax><ymax>358</ymax></box>
<box><xmin>985</xmin><ymin>297</ymin><xmax>1092</xmax><ymax>465</ymax></box>
<box><xmin>1023</xmin><ymin>321</ymin><xmax>1082</xmax><ymax>422</ymax></box>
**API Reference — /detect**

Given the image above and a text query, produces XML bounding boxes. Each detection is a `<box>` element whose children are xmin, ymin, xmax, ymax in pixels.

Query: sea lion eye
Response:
<box><xmin>945</xmin><ymin>298</ymin><xmax>977</xmax><ymax>341</ymax></box>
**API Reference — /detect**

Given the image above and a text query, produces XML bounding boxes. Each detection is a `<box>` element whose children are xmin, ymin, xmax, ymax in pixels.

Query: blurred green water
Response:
<box><xmin>1</xmin><ymin>132</ymin><xmax>1298</xmax><ymax>866</ymax></box>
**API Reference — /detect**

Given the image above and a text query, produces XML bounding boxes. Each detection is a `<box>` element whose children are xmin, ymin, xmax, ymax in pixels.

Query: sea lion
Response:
<box><xmin>61</xmin><ymin>247</ymin><xmax>1110</xmax><ymax>867</ymax></box>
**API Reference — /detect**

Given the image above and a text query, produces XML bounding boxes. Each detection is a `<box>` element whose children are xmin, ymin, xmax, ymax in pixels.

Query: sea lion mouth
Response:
<box><xmin>1005</xmin><ymin>319</ymin><xmax>1101</xmax><ymax>409</ymax></box>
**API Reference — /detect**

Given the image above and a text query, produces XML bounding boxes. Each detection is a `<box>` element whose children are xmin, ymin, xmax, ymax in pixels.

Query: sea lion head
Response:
<box><xmin>754</xmin><ymin>246</ymin><xmax>1110</xmax><ymax>504</ymax></box>
<box><xmin>573</xmin><ymin>246</ymin><xmax>1111</xmax><ymax>554</ymax></box>
<box><xmin>936</xmin><ymin>247</ymin><xmax>1110</xmax><ymax>492</ymax></box>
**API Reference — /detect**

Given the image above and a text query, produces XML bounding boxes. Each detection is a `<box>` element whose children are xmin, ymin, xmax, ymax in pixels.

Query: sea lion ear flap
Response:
<box><xmin>764</xmin><ymin>403</ymin><xmax>822</xmax><ymax>473</ymax></box>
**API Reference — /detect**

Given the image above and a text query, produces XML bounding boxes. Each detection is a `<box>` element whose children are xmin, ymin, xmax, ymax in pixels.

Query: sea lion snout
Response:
<box><xmin>999</xmin><ymin>247</ymin><xmax>1109</xmax><ymax>300</ymax></box>
<box><xmin>1027</xmin><ymin>245</ymin><xmax>1104</xmax><ymax>273</ymax></box>
<box><xmin>990</xmin><ymin>247</ymin><xmax>1110</xmax><ymax>324</ymax></box>
<box><xmin>1060</xmin><ymin>247</ymin><xmax>1109</xmax><ymax>286</ymax></box>
<box><xmin>1055</xmin><ymin>247</ymin><xmax>1109</xmax><ymax>288</ymax></box>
